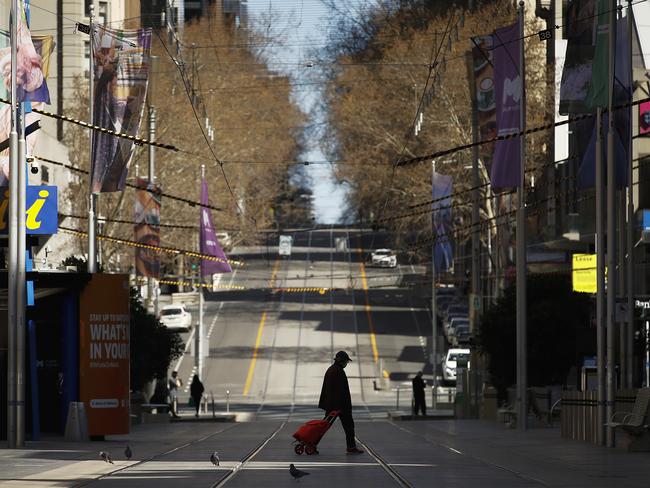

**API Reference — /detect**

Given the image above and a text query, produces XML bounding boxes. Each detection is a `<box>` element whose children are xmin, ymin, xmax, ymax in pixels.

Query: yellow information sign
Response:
<box><xmin>572</xmin><ymin>254</ymin><xmax>599</xmax><ymax>293</ymax></box>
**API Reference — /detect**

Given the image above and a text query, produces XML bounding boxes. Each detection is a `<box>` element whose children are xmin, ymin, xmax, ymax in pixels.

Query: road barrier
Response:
<box><xmin>561</xmin><ymin>389</ymin><xmax>638</xmax><ymax>444</ymax></box>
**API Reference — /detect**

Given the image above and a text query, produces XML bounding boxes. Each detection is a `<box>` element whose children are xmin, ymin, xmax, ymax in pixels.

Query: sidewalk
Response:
<box><xmin>1</xmin><ymin>418</ymin><xmax>648</xmax><ymax>487</ymax></box>
<box><xmin>378</xmin><ymin>419</ymin><xmax>650</xmax><ymax>487</ymax></box>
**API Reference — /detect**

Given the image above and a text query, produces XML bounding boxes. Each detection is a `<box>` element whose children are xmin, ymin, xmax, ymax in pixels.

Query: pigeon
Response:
<box><xmin>210</xmin><ymin>451</ymin><xmax>220</xmax><ymax>466</ymax></box>
<box><xmin>124</xmin><ymin>445</ymin><xmax>132</xmax><ymax>460</ymax></box>
<box><xmin>99</xmin><ymin>451</ymin><xmax>114</xmax><ymax>464</ymax></box>
<box><xmin>289</xmin><ymin>463</ymin><xmax>309</xmax><ymax>480</ymax></box>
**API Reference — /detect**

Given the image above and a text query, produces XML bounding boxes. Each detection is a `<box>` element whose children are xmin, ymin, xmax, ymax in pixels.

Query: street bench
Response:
<box><xmin>498</xmin><ymin>389</ymin><xmax>552</xmax><ymax>428</ymax></box>
<box><xmin>140</xmin><ymin>403</ymin><xmax>170</xmax><ymax>414</ymax></box>
<box><xmin>605</xmin><ymin>388</ymin><xmax>650</xmax><ymax>451</ymax></box>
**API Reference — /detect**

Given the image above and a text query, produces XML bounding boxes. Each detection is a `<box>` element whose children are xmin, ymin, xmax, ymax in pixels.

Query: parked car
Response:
<box><xmin>370</xmin><ymin>249</ymin><xmax>397</xmax><ymax>268</ymax></box>
<box><xmin>159</xmin><ymin>305</ymin><xmax>192</xmax><ymax>332</ymax></box>
<box><xmin>216</xmin><ymin>232</ymin><xmax>232</xmax><ymax>251</ymax></box>
<box><xmin>442</xmin><ymin>348</ymin><xmax>470</xmax><ymax>384</ymax></box>
<box><xmin>445</xmin><ymin>316</ymin><xmax>469</xmax><ymax>341</ymax></box>
<box><xmin>443</xmin><ymin>304</ymin><xmax>469</xmax><ymax>322</ymax></box>
<box><xmin>451</xmin><ymin>324</ymin><xmax>471</xmax><ymax>347</ymax></box>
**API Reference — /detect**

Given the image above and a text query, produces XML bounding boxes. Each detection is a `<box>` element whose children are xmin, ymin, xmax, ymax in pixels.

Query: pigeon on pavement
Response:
<box><xmin>99</xmin><ymin>451</ymin><xmax>114</xmax><ymax>464</ymax></box>
<box><xmin>124</xmin><ymin>445</ymin><xmax>132</xmax><ymax>460</ymax></box>
<box><xmin>210</xmin><ymin>451</ymin><xmax>220</xmax><ymax>466</ymax></box>
<box><xmin>289</xmin><ymin>463</ymin><xmax>309</xmax><ymax>480</ymax></box>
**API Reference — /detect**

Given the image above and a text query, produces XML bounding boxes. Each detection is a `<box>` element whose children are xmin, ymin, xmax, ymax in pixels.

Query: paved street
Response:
<box><xmin>2</xmin><ymin>419</ymin><xmax>650</xmax><ymax>487</ymax></box>
<box><xmin>172</xmin><ymin>228</ymin><xmax>436</xmax><ymax>416</ymax></box>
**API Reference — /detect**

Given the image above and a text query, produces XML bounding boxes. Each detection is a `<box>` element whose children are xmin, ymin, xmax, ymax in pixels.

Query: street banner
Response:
<box><xmin>490</xmin><ymin>22</ymin><xmax>521</xmax><ymax>189</ymax></box>
<box><xmin>559</xmin><ymin>0</ymin><xmax>597</xmax><ymax>114</ymax></box>
<box><xmin>578</xmin><ymin>16</ymin><xmax>634</xmax><ymax>188</ymax></box>
<box><xmin>432</xmin><ymin>171</ymin><xmax>453</xmax><ymax>273</ymax></box>
<box><xmin>0</xmin><ymin>185</ymin><xmax>58</xmax><ymax>236</ymax></box>
<box><xmin>0</xmin><ymin>25</ymin><xmax>55</xmax><ymax>185</ymax></box>
<box><xmin>470</xmin><ymin>35</ymin><xmax>497</xmax><ymax>170</ymax></box>
<box><xmin>200</xmin><ymin>178</ymin><xmax>232</xmax><ymax>275</ymax></box>
<box><xmin>572</xmin><ymin>253</ymin><xmax>598</xmax><ymax>293</ymax></box>
<box><xmin>585</xmin><ymin>0</ymin><xmax>610</xmax><ymax>109</ymax></box>
<box><xmin>134</xmin><ymin>178</ymin><xmax>160</xmax><ymax>278</ymax></box>
<box><xmin>91</xmin><ymin>26</ymin><xmax>152</xmax><ymax>193</ymax></box>
<box><xmin>79</xmin><ymin>274</ymin><xmax>130</xmax><ymax>436</ymax></box>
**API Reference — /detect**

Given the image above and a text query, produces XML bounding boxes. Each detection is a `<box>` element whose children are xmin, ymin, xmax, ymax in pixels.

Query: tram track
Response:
<box><xmin>70</xmin><ymin>229</ymin><xmax>420</xmax><ymax>488</ymax></box>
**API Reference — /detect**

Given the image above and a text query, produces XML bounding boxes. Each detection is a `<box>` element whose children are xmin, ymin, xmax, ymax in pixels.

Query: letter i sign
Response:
<box><xmin>0</xmin><ymin>186</ymin><xmax>58</xmax><ymax>235</ymax></box>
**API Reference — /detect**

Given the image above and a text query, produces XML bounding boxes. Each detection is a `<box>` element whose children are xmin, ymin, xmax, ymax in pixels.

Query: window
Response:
<box><xmin>98</xmin><ymin>2</ymin><xmax>108</xmax><ymax>25</ymax></box>
<box><xmin>40</xmin><ymin>165</ymin><xmax>50</xmax><ymax>184</ymax></box>
<box><xmin>85</xmin><ymin>1</ymin><xmax>108</xmax><ymax>24</ymax></box>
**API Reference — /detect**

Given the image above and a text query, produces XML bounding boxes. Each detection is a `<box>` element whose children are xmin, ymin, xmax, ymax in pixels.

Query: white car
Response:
<box><xmin>159</xmin><ymin>305</ymin><xmax>192</xmax><ymax>332</ymax></box>
<box><xmin>371</xmin><ymin>249</ymin><xmax>397</xmax><ymax>268</ymax></box>
<box><xmin>216</xmin><ymin>232</ymin><xmax>232</xmax><ymax>250</ymax></box>
<box><xmin>442</xmin><ymin>348</ymin><xmax>470</xmax><ymax>384</ymax></box>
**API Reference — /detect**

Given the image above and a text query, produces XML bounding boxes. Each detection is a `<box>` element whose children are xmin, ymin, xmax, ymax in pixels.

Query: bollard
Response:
<box><xmin>226</xmin><ymin>390</ymin><xmax>230</xmax><ymax>413</ymax></box>
<box><xmin>211</xmin><ymin>391</ymin><xmax>215</xmax><ymax>418</ymax></box>
<box><xmin>396</xmin><ymin>386</ymin><xmax>400</xmax><ymax>410</ymax></box>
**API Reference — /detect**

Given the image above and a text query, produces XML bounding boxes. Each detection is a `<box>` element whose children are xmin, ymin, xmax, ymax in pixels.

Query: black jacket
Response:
<box><xmin>190</xmin><ymin>379</ymin><xmax>205</xmax><ymax>399</ymax></box>
<box><xmin>318</xmin><ymin>363</ymin><xmax>352</xmax><ymax>413</ymax></box>
<box><xmin>412</xmin><ymin>376</ymin><xmax>426</xmax><ymax>397</ymax></box>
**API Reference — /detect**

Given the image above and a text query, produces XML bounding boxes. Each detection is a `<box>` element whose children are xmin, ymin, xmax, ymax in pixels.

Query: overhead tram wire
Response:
<box><xmin>396</xmin><ymin>96</ymin><xmax>650</xmax><ymax>168</ymax></box>
<box><xmin>58</xmin><ymin>226</ymin><xmax>244</xmax><ymax>267</ymax></box>
<box><xmin>33</xmin><ymin>155</ymin><xmax>225</xmax><ymax>213</ymax></box>
<box><xmin>154</xmin><ymin>30</ymin><xmax>256</xmax><ymax>230</ymax></box>
<box><xmin>361</xmin><ymin>10</ymin><xmax>458</xmax><ymax>259</ymax></box>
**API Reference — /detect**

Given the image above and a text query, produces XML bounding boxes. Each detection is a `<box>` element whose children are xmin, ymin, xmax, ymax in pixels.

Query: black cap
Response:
<box><xmin>335</xmin><ymin>351</ymin><xmax>352</xmax><ymax>362</ymax></box>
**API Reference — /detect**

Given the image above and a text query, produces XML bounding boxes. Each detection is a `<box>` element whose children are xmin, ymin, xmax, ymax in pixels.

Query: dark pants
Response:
<box><xmin>192</xmin><ymin>395</ymin><xmax>202</xmax><ymax>414</ymax></box>
<box><xmin>413</xmin><ymin>394</ymin><xmax>426</xmax><ymax>416</ymax></box>
<box><xmin>338</xmin><ymin>411</ymin><xmax>356</xmax><ymax>449</ymax></box>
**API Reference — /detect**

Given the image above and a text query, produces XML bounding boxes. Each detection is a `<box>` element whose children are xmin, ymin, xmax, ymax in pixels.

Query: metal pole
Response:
<box><xmin>87</xmin><ymin>4</ymin><xmax>97</xmax><ymax>273</ymax></box>
<box><xmin>16</xmin><ymin>0</ymin><xmax>30</xmax><ymax>448</ymax></box>
<box><xmin>7</xmin><ymin>0</ymin><xmax>19</xmax><ymax>449</ymax></box>
<box><xmin>147</xmin><ymin>53</ymin><xmax>157</xmax><ymax>313</ymax></box>
<box><xmin>471</xmin><ymin>62</ymin><xmax>481</xmax><ymax>418</ymax></box>
<box><xmin>625</xmin><ymin>0</ymin><xmax>634</xmax><ymax>389</ymax></box>
<box><xmin>646</xmin><ymin>320</ymin><xmax>649</xmax><ymax>387</ymax></box>
<box><xmin>431</xmin><ymin>160</ymin><xmax>438</xmax><ymax>411</ymax></box>
<box><xmin>16</xmin><ymin>106</ymin><xmax>26</xmax><ymax>449</ymax></box>
<box><xmin>605</xmin><ymin>0</ymin><xmax>617</xmax><ymax>448</ymax></box>
<box><xmin>195</xmin><ymin>164</ymin><xmax>205</xmax><ymax>381</ymax></box>
<box><xmin>516</xmin><ymin>0</ymin><xmax>527</xmax><ymax>431</ymax></box>
<box><xmin>596</xmin><ymin>108</ymin><xmax>606</xmax><ymax>445</ymax></box>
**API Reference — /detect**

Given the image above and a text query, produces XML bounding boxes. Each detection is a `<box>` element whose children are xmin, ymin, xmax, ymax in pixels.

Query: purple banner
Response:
<box><xmin>200</xmin><ymin>179</ymin><xmax>232</xmax><ymax>275</ymax></box>
<box><xmin>490</xmin><ymin>22</ymin><xmax>521</xmax><ymax>189</ymax></box>
<box><xmin>432</xmin><ymin>171</ymin><xmax>453</xmax><ymax>273</ymax></box>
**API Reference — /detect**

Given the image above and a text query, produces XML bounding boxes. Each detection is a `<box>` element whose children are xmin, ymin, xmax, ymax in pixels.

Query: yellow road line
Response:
<box><xmin>242</xmin><ymin>258</ymin><xmax>282</xmax><ymax>396</ymax></box>
<box><xmin>243</xmin><ymin>311</ymin><xmax>267</xmax><ymax>396</ymax></box>
<box><xmin>358</xmin><ymin>254</ymin><xmax>379</xmax><ymax>363</ymax></box>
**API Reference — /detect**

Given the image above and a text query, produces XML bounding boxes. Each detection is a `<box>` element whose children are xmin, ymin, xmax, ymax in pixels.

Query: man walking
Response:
<box><xmin>319</xmin><ymin>351</ymin><xmax>364</xmax><ymax>454</ymax></box>
<box><xmin>168</xmin><ymin>371</ymin><xmax>182</xmax><ymax>418</ymax></box>
<box><xmin>412</xmin><ymin>371</ymin><xmax>426</xmax><ymax>416</ymax></box>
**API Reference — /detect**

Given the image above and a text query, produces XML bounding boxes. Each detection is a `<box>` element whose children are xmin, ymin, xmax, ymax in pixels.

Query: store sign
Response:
<box><xmin>572</xmin><ymin>254</ymin><xmax>597</xmax><ymax>293</ymax></box>
<box><xmin>0</xmin><ymin>186</ymin><xmax>58</xmax><ymax>235</ymax></box>
<box><xmin>79</xmin><ymin>274</ymin><xmax>130</xmax><ymax>436</ymax></box>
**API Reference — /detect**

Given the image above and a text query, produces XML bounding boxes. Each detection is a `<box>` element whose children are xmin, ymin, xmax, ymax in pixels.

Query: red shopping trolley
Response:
<box><xmin>292</xmin><ymin>410</ymin><xmax>339</xmax><ymax>455</ymax></box>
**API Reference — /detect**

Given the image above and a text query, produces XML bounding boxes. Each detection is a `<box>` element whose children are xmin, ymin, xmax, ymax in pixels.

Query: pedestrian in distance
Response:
<box><xmin>412</xmin><ymin>371</ymin><xmax>427</xmax><ymax>416</ymax></box>
<box><xmin>190</xmin><ymin>374</ymin><xmax>205</xmax><ymax>417</ymax></box>
<box><xmin>318</xmin><ymin>350</ymin><xmax>364</xmax><ymax>454</ymax></box>
<box><xmin>168</xmin><ymin>371</ymin><xmax>182</xmax><ymax>418</ymax></box>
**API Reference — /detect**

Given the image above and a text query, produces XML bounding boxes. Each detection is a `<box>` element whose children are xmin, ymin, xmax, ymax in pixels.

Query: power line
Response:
<box><xmin>154</xmin><ymin>30</ymin><xmax>253</xmax><ymax>226</ymax></box>
<box><xmin>0</xmin><ymin>97</ymin><xmax>179</xmax><ymax>151</ymax></box>
<box><xmin>395</xmin><ymin>97</ymin><xmax>650</xmax><ymax>167</ymax></box>
<box><xmin>59</xmin><ymin>226</ymin><xmax>244</xmax><ymax>267</ymax></box>
<box><xmin>34</xmin><ymin>155</ymin><xmax>225</xmax><ymax>213</ymax></box>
